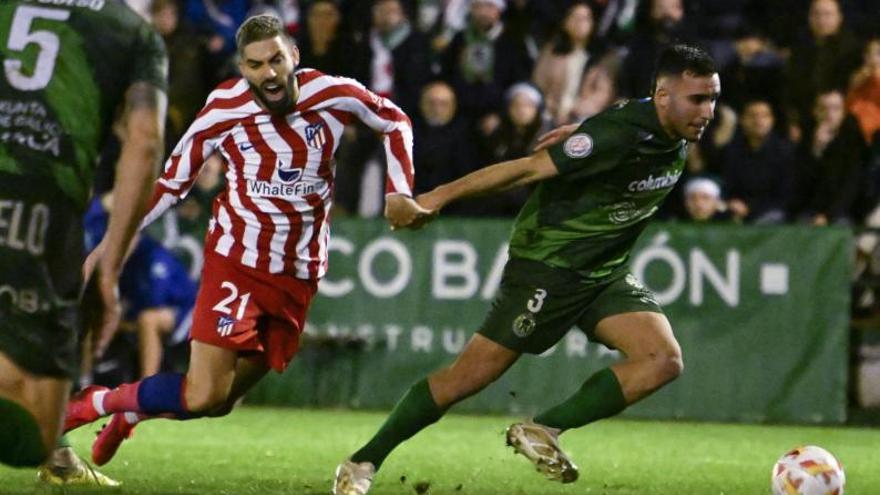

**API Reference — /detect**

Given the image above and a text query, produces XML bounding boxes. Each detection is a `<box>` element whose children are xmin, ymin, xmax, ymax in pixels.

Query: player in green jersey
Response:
<box><xmin>333</xmin><ymin>43</ymin><xmax>720</xmax><ymax>494</ymax></box>
<box><xmin>0</xmin><ymin>0</ymin><xmax>167</xmax><ymax>479</ymax></box>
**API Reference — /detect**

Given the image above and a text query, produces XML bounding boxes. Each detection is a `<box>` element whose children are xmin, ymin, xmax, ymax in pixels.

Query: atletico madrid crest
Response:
<box><xmin>217</xmin><ymin>315</ymin><xmax>235</xmax><ymax>337</ymax></box>
<box><xmin>305</xmin><ymin>123</ymin><xmax>326</xmax><ymax>149</ymax></box>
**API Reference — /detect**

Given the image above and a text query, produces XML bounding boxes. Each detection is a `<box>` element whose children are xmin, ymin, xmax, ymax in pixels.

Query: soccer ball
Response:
<box><xmin>771</xmin><ymin>445</ymin><xmax>845</xmax><ymax>495</ymax></box>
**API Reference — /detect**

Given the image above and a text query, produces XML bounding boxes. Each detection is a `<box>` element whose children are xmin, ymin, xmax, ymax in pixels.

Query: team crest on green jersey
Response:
<box><xmin>513</xmin><ymin>312</ymin><xmax>537</xmax><ymax>337</ymax></box>
<box><xmin>563</xmin><ymin>133</ymin><xmax>593</xmax><ymax>158</ymax></box>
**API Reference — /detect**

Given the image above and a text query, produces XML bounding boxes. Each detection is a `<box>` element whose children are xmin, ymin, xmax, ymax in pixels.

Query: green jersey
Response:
<box><xmin>0</xmin><ymin>0</ymin><xmax>167</xmax><ymax>208</ymax></box>
<box><xmin>509</xmin><ymin>98</ymin><xmax>687</xmax><ymax>281</ymax></box>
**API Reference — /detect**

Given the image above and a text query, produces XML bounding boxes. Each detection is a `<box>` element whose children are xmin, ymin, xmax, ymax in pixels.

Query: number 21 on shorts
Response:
<box><xmin>212</xmin><ymin>281</ymin><xmax>251</xmax><ymax>320</ymax></box>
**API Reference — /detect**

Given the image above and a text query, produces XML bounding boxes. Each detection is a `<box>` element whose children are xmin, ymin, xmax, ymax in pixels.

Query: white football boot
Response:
<box><xmin>332</xmin><ymin>460</ymin><xmax>375</xmax><ymax>495</ymax></box>
<box><xmin>506</xmin><ymin>420</ymin><xmax>579</xmax><ymax>483</ymax></box>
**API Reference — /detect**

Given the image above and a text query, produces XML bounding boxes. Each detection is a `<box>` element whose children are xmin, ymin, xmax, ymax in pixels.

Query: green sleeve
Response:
<box><xmin>547</xmin><ymin>115</ymin><xmax>635</xmax><ymax>179</ymax></box>
<box><xmin>128</xmin><ymin>23</ymin><xmax>169</xmax><ymax>92</ymax></box>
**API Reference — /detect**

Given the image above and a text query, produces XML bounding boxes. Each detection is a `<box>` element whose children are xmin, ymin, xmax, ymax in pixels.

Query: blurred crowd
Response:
<box><xmin>86</xmin><ymin>0</ymin><xmax>880</xmax><ymax>397</ymax></box>
<box><xmin>120</xmin><ymin>0</ymin><xmax>880</xmax><ymax>228</ymax></box>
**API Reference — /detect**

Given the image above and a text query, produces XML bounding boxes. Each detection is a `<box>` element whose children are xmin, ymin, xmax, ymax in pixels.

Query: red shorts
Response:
<box><xmin>190</xmin><ymin>251</ymin><xmax>317</xmax><ymax>372</ymax></box>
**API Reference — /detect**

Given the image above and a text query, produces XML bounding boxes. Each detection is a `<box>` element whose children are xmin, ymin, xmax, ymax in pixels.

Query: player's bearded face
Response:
<box><xmin>251</xmin><ymin>71</ymin><xmax>297</xmax><ymax>115</ymax></box>
<box><xmin>240</xmin><ymin>37</ymin><xmax>300</xmax><ymax>115</ymax></box>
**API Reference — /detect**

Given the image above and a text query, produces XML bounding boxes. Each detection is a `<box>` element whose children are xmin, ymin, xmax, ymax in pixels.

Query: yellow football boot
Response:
<box><xmin>36</xmin><ymin>447</ymin><xmax>120</xmax><ymax>487</ymax></box>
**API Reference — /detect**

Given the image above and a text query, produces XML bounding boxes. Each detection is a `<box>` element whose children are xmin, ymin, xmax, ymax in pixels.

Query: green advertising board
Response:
<box><xmin>247</xmin><ymin>219</ymin><xmax>852</xmax><ymax>424</ymax></box>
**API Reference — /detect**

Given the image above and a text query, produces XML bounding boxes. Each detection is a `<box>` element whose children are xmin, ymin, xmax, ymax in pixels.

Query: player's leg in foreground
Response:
<box><xmin>66</xmin><ymin>340</ymin><xmax>269</xmax><ymax>465</ymax></box>
<box><xmin>92</xmin><ymin>350</ymin><xmax>268</xmax><ymax>465</ymax></box>
<box><xmin>136</xmin><ymin>307</ymin><xmax>177</xmax><ymax>378</ymax></box>
<box><xmin>508</xmin><ymin>311</ymin><xmax>682</xmax><ymax>480</ymax></box>
<box><xmin>333</xmin><ymin>334</ymin><xmax>520</xmax><ymax>495</ymax></box>
<box><xmin>65</xmin><ymin>249</ymin><xmax>305</xmax><ymax>464</ymax></box>
<box><xmin>0</xmin><ymin>351</ymin><xmax>70</xmax><ymax>467</ymax></box>
<box><xmin>37</xmin><ymin>434</ymin><xmax>120</xmax><ymax>486</ymax></box>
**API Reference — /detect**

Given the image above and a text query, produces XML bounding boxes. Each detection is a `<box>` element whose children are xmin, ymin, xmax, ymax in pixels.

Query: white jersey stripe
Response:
<box><xmin>214</xmin><ymin>203</ymin><xmax>235</xmax><ymax>256</ymax></box>
<box><xmin>205</xmin><ymin>78</ymin><xmax>250</xmax><ymax>104</ymax></box>
<box><xmin>384</xmin><ymin>127</ymin><xmax>415</xmax><ymax>195</ymax></box>
<box><xmin>254</xmin><ymin>119</ymin><xmax>294</xmax><ymax>273</ymax></box>
<box><xmin>221</xmin><ymin>135</ymin><xmax>262</xmax><ymax>269</ymax></box>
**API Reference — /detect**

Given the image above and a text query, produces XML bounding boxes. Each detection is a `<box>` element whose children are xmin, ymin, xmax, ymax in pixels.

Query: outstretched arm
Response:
<box><xmin>533</xmin><ymin>123</ymin><xmax>579</xmax><ymax>152</ymax></box>
<box><xmin>335</xmin><ymin>78</ymin><xmax>433</xmax><ymax>229</ymax></box>
<box><xmin>417</xmin><ymin>150</ymin><xmax>559</xmax><ymax>213</ymax></box>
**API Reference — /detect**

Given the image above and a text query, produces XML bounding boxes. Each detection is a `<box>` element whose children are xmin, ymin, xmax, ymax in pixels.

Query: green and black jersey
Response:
<box><xmin>0</xmin><ymin>0</ymin><xmax>167</xmax><ymax>208</ymax></box>
<box><xmin>509</xmin><ymin>98</ymin><xmax>687</xmax><ymax>281</ymax></box>
<box><xmin>0</xmin><ymin>0</ymin><xmax>166</xmax><ymax>377</ymax></box>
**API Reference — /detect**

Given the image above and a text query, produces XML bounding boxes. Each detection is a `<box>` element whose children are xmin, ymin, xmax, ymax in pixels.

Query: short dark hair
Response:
<box><xmin>652</xmin><ymin>44</ymin><xmax>717</xmax><ymax>92</ymax></box>
<box><xmin>235</xmin><ymin>15</ymin><xmax>291</xmax><ymax>54</ymax></box>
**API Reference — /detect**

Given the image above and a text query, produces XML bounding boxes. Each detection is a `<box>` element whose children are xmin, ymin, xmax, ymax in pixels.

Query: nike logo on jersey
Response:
<box><xmin>239</xmin><ymin>143</ymin><xmax>254</xmax><ymax>151</ymax></box>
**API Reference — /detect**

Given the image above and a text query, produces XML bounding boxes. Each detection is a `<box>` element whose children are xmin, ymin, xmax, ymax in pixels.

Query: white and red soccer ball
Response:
<box><xmin>772</xmin><ymin>445</ymin><xmax>845</xmax><ymax>495</ymax></box>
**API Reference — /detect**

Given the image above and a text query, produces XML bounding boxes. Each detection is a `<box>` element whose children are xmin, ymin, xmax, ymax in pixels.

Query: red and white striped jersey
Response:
<box><xmin>142</xmin><ymin>69</ymin><xmax>414</xmax><ymax>281</ymax></box>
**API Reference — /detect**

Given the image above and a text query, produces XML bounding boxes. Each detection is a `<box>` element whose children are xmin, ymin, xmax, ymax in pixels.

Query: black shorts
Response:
<box><xmin>478</xmin><ymin>258</ymin><xmax>664</xmax><ymax>354</ymax></box>
<box><xmin>0</xmin><ymin>176</ymin><xmax>83</xmax><ymax>378</ymax></box>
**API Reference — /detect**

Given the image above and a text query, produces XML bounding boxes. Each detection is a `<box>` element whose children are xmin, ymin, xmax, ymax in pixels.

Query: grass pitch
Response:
<box><xmin>1</xmin><ymin>407</ymin><xmax>878</xmax><ymax>494</ymax></box>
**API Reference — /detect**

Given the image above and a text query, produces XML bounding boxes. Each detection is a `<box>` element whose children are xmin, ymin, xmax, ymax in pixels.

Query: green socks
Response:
<box><xmin>351</xmin><ymin>378</ymin><xmax>444</xmax><ymax>468</ymax></box>
<box><xmin>56</xmin><ymin>433</ymin><xmax>72</xmax><ymax>449</ymax></box>
<box><xmin>534</xmin><ymin>367</ymin><xmax>627</xmax><ymax>432</ymax></box>
<box><xmin>349</xmin><ymin>369</ymin><xmax>625</xmax><ymax>469</ymax></box>
<box><xmin>0</xmin><ymin>397</ymin><xmax>47</xmax><ymax>467</ymax></box>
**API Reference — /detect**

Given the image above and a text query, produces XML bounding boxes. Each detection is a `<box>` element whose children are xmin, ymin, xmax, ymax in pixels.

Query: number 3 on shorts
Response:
<box><xmin>212</xmin><ymin>281</ymin><xmax>252</xmax><ymax>320</ymax></box>
<box><xmin>526</xmin><ymin>288</ymin><xmax>547</xmax><ymax>313</ymax></box>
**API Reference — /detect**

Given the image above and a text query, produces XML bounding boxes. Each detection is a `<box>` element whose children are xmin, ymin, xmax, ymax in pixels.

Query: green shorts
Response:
<box><xmin>0</xmin><ymin>176</ymin><xmax>83</xmax><ymax>378</ymax></box>
<box><xmin>478</xmin><ymin>258</ymin><xmax>664</xmax><ymax>354</ymax></box>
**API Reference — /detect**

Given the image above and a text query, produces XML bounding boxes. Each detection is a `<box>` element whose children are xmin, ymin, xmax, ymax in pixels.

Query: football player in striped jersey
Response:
<box><xmin>63</xmin><ymin>14</ymin><xmax>433</xmax><ymax>467</ymax></box>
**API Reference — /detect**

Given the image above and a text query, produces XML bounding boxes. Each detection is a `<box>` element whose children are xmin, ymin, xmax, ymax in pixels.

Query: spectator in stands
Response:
<box><xmin>743</xmin><ymin>0</ymin><xmax>807</xmax><ymax>50</ymax></box>
<box><xmin>351</xmin><ymin>0</ymin><xmax>432</xmax><ymax>116</ymax></box>
<box><xmin>151</xmin><ymin>0</ymin><xmax>211</xmax><ymax>150</ymax></box>
<box><xmin>618</xmin><ymin>0</ymin><xmax>694</xmax><ymax>98</ymax></box>
<box><xmin>182</xmin><ymin>0</ymin><xmax>249</xmax><ymax>56</ymax></box>
<box><xmin>479</xmin><ymin>82</ymin><xmax>547</xmax><ymax>164</ymax></box>
<box><xmin>413</xmin><ymin>81</ymin><xmax>478</xmax><ymax>198</ymax></box>
<box><xmin>783</xmin><ymin>0</ymin><xmax>862</xmax><ymax>142</ymax></box>
<box><xmin>435</xmin><ymin>0</ymin><xmax>559</xmax><ymax>55</ymax></box>
<box><xmin>441</xmin><ymin>0</ymin><xmax>532</xmax><ymax>134</ymax></box>
<box><xmin>295</xmin><ymin>0</ymin><xmax>354</xmax><ymax>77</ymax></box>
<box><xmin>847</xmin><ymin>38</ymin><xmax>880</xmax><ymax>229</ymax></box>
<box><xmin>84</xmin><ymin>195</ymin><xmax>197</xmax><ymax>380</ymax></box>
<box><xmin>847</xmin><ymin>38</ymin><xmax>880</xmax><ymax>146</ymax></box>
<box><xmin>335</xmin><ymin>0</ymin><xmax>432</xmax><ymax>214</ymax></box>
<box><xmin>468</xmin><ymin>82</ymin><xmax>546</xmax><ymax>216</ymax></box>
<box><xmin>718</xmin><ymin>25</ymin><xmax>785</xmax><ymax>117</ymax></box>
<box><xmin>180</xmin><ymin>0</ymin><xmax>250</xmax><ymax>84</ymax></box>
<box><xmin>792</xmin><ymin>89</ymin><xmax>868</xmax><ymax>225</ymax></box>
<box><xmin>688</xmin><ymin>0</ymin><xmax>749</xmax><ymax>69</ymax></box>
<box><xmin>719</xmin><ymin>100</ymin><xmax>795</xmax><ymax>224</ymax></box>
<box><xmin>531</xmin><ymin>1</ymin><xmax>615</xmax><ymax>125</ymax></box>
<box><xmin>683</xmin><ymin>177</ymin><xmax>731</xmax><ymax>222</ymax></box>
